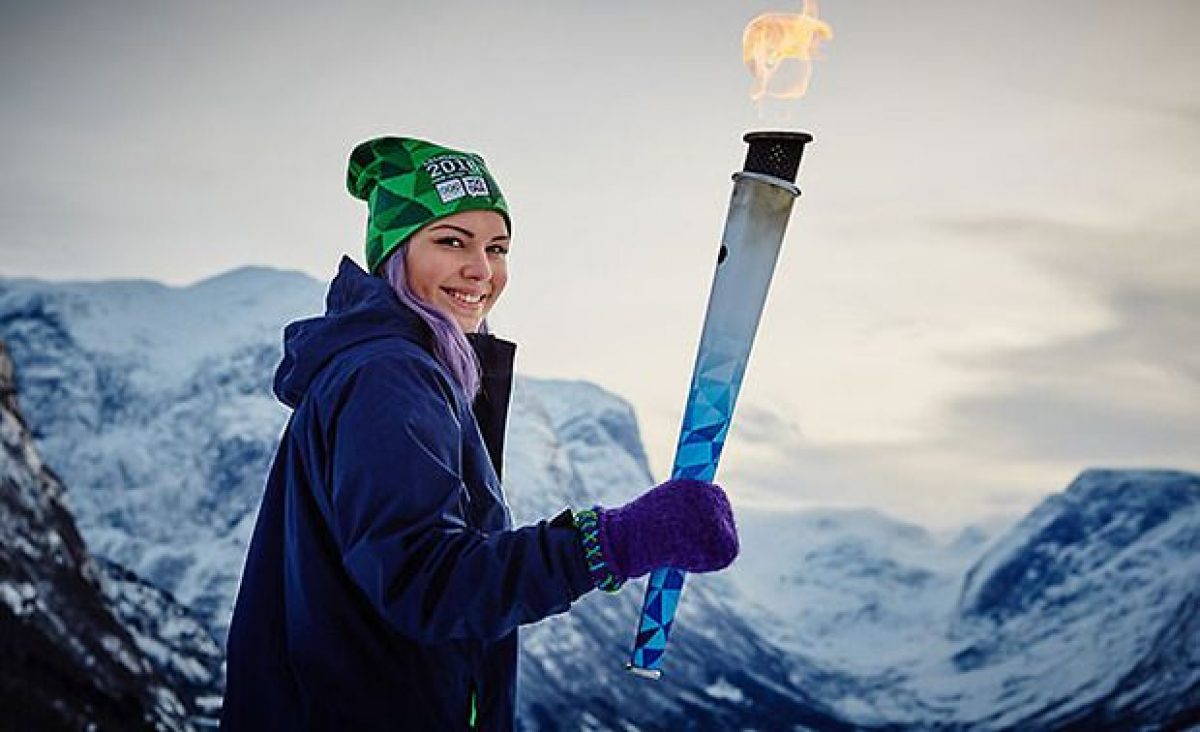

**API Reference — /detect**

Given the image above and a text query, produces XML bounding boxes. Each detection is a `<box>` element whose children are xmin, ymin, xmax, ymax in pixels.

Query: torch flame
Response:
<box><xmin>743</xmin><ymin>0</ymin><xmax>833</xmax><ymax>101</ymax></box>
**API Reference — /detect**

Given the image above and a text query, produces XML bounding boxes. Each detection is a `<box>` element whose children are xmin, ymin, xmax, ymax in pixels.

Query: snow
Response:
<box><xmin>726</xmin><ymin>473</ymin><xmax>1200</xmax><ymax>726</ymax></box>
<box><xmin>0</xmin><ymin>581</ymin><xmax>37</xmax><ymax>616</ymax></box>
<box><xmin>3</xmin><ymin>270</ymin><xmax>1198</xmax><ymax>728</ymax></box>
<box><xmin>730</xmin><ymin>506</ymin><xmax>983</xmax><ymax>672</ymax></box>
<box><xmin>101</xmin><ymin>632</ymin><xmax>147</xmax><ymax>675</ymax></box>
<box><xmin>0</xmin><ymin>268</ymin><xmax>320</xmax><ymax>395</ymax></box>
<box><xmin>704</xmin><ymin>677</ymin><xmax>746</xmax><ymax>703</ymax></box>
<box><xmin>0</xmin><ymin>271</ymin><xmax>323</xmax><ymax>637</ymax></box>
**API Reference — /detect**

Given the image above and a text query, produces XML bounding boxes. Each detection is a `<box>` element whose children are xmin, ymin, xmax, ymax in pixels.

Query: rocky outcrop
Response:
<box><xmin>0</xmin><ymin>340</ymin><xmax>219</xmax><ymax>730</ymax></box>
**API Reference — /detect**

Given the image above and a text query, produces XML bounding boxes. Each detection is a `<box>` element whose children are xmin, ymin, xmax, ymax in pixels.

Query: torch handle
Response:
<box><xmin>626</xmin><ymin>167</ymin><xmax>803</xmax><ymax>677</ymax></box>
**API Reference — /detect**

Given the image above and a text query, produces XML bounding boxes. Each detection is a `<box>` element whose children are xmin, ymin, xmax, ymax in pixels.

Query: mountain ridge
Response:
<box><xmin>2</xmin><ymin>268</ymin><xmax>1196</xmax><ymax>729</ymax></box>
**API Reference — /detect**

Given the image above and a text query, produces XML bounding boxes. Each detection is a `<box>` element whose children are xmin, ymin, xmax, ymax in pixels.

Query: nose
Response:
<box><xmin>462</xmin><ymin>246</ymin><xmax>491</xmax><ymax>282</ymax></box>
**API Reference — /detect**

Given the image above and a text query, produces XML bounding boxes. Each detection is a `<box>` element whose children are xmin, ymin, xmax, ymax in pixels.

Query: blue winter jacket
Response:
<box><xmin>221</xmin><ymin>257</ymin><xmax>595</xmax><ymax>730</ymax></box>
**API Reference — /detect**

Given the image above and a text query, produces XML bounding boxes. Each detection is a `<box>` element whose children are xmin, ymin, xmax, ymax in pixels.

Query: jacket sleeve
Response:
<box><xmin>317</xmin><ymin>354</ymin><xmax>595</xmax><ymax>644</ymax></box>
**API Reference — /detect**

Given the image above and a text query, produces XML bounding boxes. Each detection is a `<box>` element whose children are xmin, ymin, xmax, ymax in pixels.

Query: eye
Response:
<box><xmin>435</xmin><ymin>236</ymin><xmax>465</xmax><ymax>248</ymax></box>
<box><xmin>487</xmin><ymin>243</ymin><xmax>509</xmax><ymax>256</ymax></box>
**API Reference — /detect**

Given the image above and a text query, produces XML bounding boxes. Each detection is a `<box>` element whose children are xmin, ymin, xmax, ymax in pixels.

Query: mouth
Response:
<box><xmin>441</xmin><ymin>287</ymin><xmax>489</xmax><ymax>311</ymax></box>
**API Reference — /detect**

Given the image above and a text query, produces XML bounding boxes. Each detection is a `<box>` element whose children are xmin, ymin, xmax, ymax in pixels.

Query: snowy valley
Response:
<box><xmin>1</xmin><ymin>268</ymin><xmax>1197</xmax><ymax>730</ymax></box>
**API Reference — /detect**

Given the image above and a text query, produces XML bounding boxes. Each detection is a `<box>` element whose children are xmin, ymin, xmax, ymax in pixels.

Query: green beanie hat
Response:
<box><xmin>347</xmin><ymin>136</ymin><xmax>511</xmax><ymax>273</ymax></box>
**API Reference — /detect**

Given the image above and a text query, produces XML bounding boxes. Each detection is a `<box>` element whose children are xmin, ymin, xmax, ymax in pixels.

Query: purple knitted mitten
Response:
<box><xmin>592</xmin><ymin>478</ymin><xmax>739</xmax><ymax>585</ymax></box>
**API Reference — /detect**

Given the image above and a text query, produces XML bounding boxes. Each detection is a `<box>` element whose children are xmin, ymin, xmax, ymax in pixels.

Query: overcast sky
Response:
<box><xmin>3</xmin><ymin>0</ymin><xmax>1197</xmax><ymax>528</ymax></box>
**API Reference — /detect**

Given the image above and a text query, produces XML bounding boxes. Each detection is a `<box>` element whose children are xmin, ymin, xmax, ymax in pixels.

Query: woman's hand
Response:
<box><xmin>575</xmin><ymin>479</ymin><xmax>739</xmax><ymax>591</ymax></box>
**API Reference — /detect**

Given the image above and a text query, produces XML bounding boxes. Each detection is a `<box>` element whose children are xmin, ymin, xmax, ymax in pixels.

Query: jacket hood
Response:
<box><xmin>273</xmin><ymin>256</ymin><xmax>430</xmax><ymax>408</ymax></box>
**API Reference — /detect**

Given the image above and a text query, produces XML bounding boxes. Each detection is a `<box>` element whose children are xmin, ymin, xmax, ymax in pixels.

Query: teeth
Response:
<box><xmin>447</xmin><ymin>289</ymin><xmax>484</xmax><ymax>305</ymax></box>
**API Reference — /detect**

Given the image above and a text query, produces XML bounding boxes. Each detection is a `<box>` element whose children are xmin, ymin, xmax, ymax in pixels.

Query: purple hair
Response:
<box><xmin>382</xmin><ymin>248</ymin><xmax>483</xmax><ymax>400</ymax></box>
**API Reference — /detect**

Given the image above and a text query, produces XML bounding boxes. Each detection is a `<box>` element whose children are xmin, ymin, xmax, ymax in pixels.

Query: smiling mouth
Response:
<box><xmin>442</xmin><ymin>288</ymin><xmax>488</xmax><ymax>307</ymax></box>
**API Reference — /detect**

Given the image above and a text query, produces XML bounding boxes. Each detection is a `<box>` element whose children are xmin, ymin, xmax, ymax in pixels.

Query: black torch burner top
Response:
<box><xmin>742</xmin><ymin>131</ymin><xmax>812</xmax><ymax>184</ymax></box>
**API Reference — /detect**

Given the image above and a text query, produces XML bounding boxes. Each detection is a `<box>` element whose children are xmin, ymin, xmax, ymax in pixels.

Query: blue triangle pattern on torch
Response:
<box><xmin>629</xmin><ymin>346</ymin><xmax>750</xmax><ymax>672</ymax></box>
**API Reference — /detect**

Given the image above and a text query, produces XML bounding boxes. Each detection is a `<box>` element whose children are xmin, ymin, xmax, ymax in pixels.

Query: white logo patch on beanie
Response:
<box><xmin>463</xmin><ymin>176</ymin><xmax>490</xmax><ymax>197</ymax></box>
<box><xmin>436</xmin><ymin>179</ymin><xmax>467</xmax><ymax>203</ymax></box>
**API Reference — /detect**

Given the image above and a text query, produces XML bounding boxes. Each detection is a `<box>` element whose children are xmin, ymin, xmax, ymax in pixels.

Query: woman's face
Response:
<box><xmin>404</xmin><ymin>209</ymin><xmax>510</xmax><ymax>333</ymax></box>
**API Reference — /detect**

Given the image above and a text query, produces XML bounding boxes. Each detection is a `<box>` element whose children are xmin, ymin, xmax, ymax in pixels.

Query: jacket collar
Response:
<box><xmin>273</xmin><ymin>257</ymin><xmax>431</xmax><ymax>407</ymax></box>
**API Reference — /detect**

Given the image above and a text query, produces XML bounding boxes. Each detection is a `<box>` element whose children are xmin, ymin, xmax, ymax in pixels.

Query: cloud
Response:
<box><xmin>726</xmin><ymin>213</ymin><xmax>1200</xmax><ymax>527</ymax></box>
<box><xmin>929</xmin><ymin>214</ymin><xmax>1200</xmax><ymax>470</ymax></box>
<box><xmin>729</xmin><ymin>403</ymin><xmax>805</xmax><ymax>446</ymax></box>
<box><xmin>1156</xmin><ymin>103</ymin><xmax>1200</xmax><ymax>130</ymax></box>
<box><xmin>934</xmin><ymin>216</ymin><xmax>1198</xmax><ymax>296</ymax></box>
<box><xmin>945</xmin><ymin>386</ymin><xmax>1200</xmax><ymax>463</ymax></box>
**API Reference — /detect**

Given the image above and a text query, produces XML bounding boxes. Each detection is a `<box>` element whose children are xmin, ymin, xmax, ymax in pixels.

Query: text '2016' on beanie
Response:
<box><xmin>347</xmin><ymin>136</ymin><xmax>511</xmax><ymax>273</ymax></box>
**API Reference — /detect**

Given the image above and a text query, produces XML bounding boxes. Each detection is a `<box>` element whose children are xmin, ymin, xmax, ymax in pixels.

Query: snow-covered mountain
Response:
<box><xmin>0</xmin><ymin>340</ymin><xmax>222</xmax><ymax>730</ymax></box>
<box><xmin>734</xmin><ymin>471</ymin><xmax>1200</xmax><ymax>730</ymax></box>
<box><xmin>0</xmin><ymin>268</ymin><xmax>324</xmax><ymax>635</ymax></box>
<box><xmin>2</xmin><ymin>267</ymin><xmax>1197</xmax><ymax>730</ymax></box>
<box><xmin>949</xmin><ymin>469</ymin><xmax>1200</xmax><ymax>729</ymax></box>
<box><xmin>0</xmin><ymin>268</ymin><xmax>851</xmax><ymax>728</ymax></box>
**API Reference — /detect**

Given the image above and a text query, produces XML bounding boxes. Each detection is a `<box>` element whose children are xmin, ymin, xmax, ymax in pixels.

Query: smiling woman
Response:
<box><xmin>219</xmin><ymin>136</ymin><xmax>740</xmax><ymax>731</ymax></box>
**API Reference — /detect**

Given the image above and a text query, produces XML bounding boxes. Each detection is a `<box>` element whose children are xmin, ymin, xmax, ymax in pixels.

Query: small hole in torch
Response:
<box><xmin>718</xmin><ymin>245</ymin><xmax>728</xmax><ymax>265</ymax></box>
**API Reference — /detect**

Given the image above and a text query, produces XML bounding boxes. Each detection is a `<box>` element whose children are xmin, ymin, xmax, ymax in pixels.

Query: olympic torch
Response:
<box><xmin>626</xmin><ymin>3</ymin><xmax>830</xmax><ymax>679</ymax></box>
<box><xmin>626</xmin><ymin>131</ymin><xmax>811</xmax><ymax>679</ymax></box>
